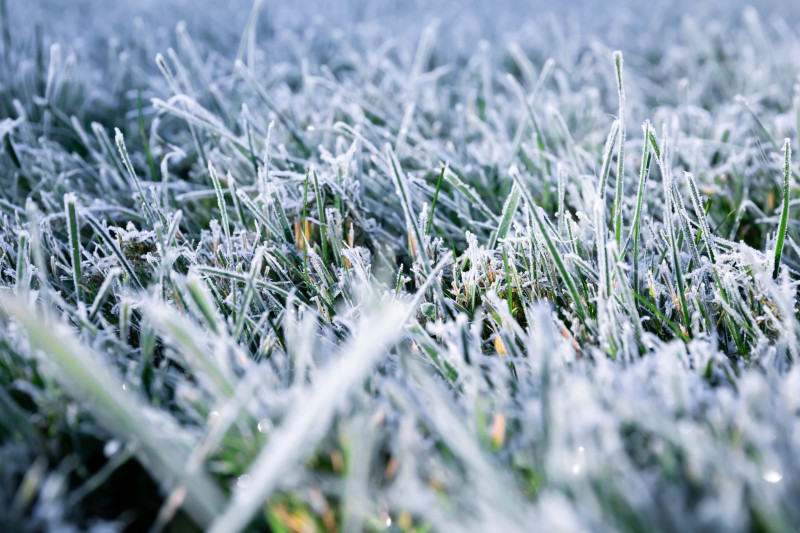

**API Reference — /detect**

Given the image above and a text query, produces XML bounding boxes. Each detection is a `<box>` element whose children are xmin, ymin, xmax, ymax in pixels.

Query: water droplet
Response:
<box><xmin>763</xmin><ymin>470</ymin><xmax>783</xmax><ymax>483</ymax></box>
<box><xmin>572</xmin><ymin>464</ymin><xmax>581</xmax><ymax>475</ymax></box>
<box><xmin>121</xmin><ymin>383</ymin><xmax>128</xmax><ymax>391</ymax></box>
<box><xmin>104</xmin><ymin>440</ymin><xmax>121</xmax><ymax>457</ymax></box>
<box><xmin>257</xmin><ymin>418</ymin><xmax>272</xmax><ymax>434</ymax></box>
<box><xmin>307</xmin><ymin>125</ymin><xmax>315</xmax><ymax>132</ymax></box>
<box><xmin>237</xmin><ymin>474</ymin><xmax>252</xmax><ymax>489</ymax></box>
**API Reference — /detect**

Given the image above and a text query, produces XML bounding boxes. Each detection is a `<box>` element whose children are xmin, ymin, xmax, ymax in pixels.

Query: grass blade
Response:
<box><xmin>0</xmin><ymin>296</ymin><xmax>226</xmax><ymax>528</ymax></box>
<box><xmin>612</xmin><ymin>51</ymin><xmax>626</xmax><ymax>246</ymax></box>
<box><xmin>773</xmin><ymin>138</ymin><xmax>792</xmax><ymax>279</ymax></box>
<box><xmin>489</xmin><ymin>182</ymin><xmax>521</xmax><ymax>250</ymax></box>
<box><xmin>64</xmin><ymin>193</ymin><xmax>81</xmax><ymax>301</ymax></box>
<box><xmin>427</xmin><ymin>164</ymin><xmax>446</xmax><ymax>235</ymax></box>
<box><xmin>115</xmin><ymin>127</ymin><xmax>154</xmax><ymax>225</ymax></box>
<box><xmin>597</xmin><ymin>120</ymin><xmax>621</xmax><ymax>208</ymax></box>
<box><xmin>511</xmin><ymin>167</ymin><xmax>588</xmax><ymax>324</ymax></box>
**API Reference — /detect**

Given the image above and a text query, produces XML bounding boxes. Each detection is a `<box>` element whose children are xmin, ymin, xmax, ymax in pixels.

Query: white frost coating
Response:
<box><xmin>2</xmin><ymin>1</ymin><xmax>800</xmax><ymax>531</ymax></box>
<box><xmin>207</xmin><ymin>301</ymin><xmax>409</xmax><ymax>533</ymax></box>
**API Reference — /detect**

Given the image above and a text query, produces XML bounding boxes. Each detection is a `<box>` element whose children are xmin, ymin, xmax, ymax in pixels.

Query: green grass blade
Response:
<box><xmin>208</xmin><ymin>162</ymin><xmax>233</xmax><ymax>268</ymax></box>
<box><xmin>233</xmin><ymin>248</ymin><xmax>263</xmax><ymax>340</ymax></box>
<box><xmin>630</xmin><ymin>120</ymin><xmax>652</xmax><ymax>293</ymax></box>
<box><xmin>598</xmin><ymin>120</ymin><xmax>621</xmax><ymax>207</ymax></box>
<box><xmin>427</xmin><ymin>164</ymin><xmax>446</xmax><ymax>235</ymax></box>
<box><xmin>302</xmin><ymin>168</ymin><xmax>309</xmax><ymax>278</ymax></box>
<box><xmin>312</xmin><ymin>170</ymin><xmax>328</xmax><ymax>264</ymax></box>
<box><xmin>773</xmin><ymin>138</ymin><xmax>792</xmax><ymax>279</ymax></box>
<box><xmin>512</xmin><ymin>168</ymin><xmax>588</xmax><ymax>324</ymax></box>
<box><xmin>114</xmin><ymin>127</ymin><xmax>154</xmax><ymax>225</ymax></box>
<box><xmin>489</xmin><ymin>182</ymin><xmax>521</xmax><ymax>250</ymax></box>
<box><xmin>612</xmin><ymin>51</ymin><xmax>626</xmax><ymax>247</ymax></box>
<box><xmin>654</xmin><ymin>133</ymin><xmax>692</xmax><ymax>336</ymax></box>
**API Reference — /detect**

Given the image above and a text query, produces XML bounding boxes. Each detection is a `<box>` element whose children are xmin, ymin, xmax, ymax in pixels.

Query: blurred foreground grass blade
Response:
<box><xmin>208</xmin><ymin>302</ymin><xmax>409</xmax><ymax>533</ymax></box>
<box><xmin>208</xmin><ymin>254</ymin><xmax>451</xmax><ymax>533</ymax></box>
<box><xmin>148</xmin><ymin>299</ymin><xmax>237</xmax><ymax>398</ymax></box>
<box><xmin>0</xmin><ymin>296</ymin><xmax>226</xmax><ymax>529</ymax></box>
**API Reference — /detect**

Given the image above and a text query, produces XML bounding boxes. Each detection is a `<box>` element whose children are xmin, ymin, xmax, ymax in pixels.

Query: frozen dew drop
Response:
<box><xmin>237</xmin><ymin>474</ymin><xmax>252</xmax><ymax>489</ymax></box>
<box><xmin>104</xmin><ymin>440</ymin><xmax>121</xmax><ymax>458</ymax></box>
<box><xmin>307</xmin><ymin>125</ymin><xmax>315</xmax><ymax>132</ymax></box>
<box><xmin>572</xmin><ymin>463</ymin><xmax>581</xmax><ymax>475</ymax></box>
<box><xmin>257</xmin><ymin>418</ymin><xmax>272</xmax><ymax>434</ymax></box>
<box><xmin>121</xmin><ymin>383</ymin><xmax>128</xmax><ymax>391</ymax></box>
<box><xmin>763</xmin><ymin>470</ymin><xmax>783</xmax><ymax>483</ymax></box>
<box><xmin>208</xmin><ymin>411</ymin><xmax>220</xmax><ymax>426</ymax></box>
<box><xmin>379</xmin><ymin>510</ymin><xmax>392</xmax><ymax>528</ymax></box>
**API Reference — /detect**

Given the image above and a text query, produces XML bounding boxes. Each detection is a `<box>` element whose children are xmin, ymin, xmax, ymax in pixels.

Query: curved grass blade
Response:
<box><xmin>0</xmin><ymin>296</ymin><xmax>226</xmax><ymax>528</ymax></box>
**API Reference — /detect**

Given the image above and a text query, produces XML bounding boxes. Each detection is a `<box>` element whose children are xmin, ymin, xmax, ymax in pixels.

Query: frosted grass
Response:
<box><xmin>0</xmin><ymin>0</ymin><xmax>799</xmax><ymax>531</ymax></box>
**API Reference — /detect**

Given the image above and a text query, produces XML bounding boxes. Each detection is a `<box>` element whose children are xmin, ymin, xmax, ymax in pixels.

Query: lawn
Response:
<box><xmin>0</xmin><ymin>1</ymin><xmax>799</xmax><ymax>531</ymax></box>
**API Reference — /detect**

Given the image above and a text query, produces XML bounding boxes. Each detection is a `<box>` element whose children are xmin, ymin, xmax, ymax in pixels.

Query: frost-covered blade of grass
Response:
<box><xmin>773</xmin><ymin>138</ymin><xmax>792</xmax><ymax>279</ymax></box>
<box><xmin>0</xmin><ymin>296</ymin><xmax>226</xmax><ymax>528</ymax></box>
<box><xmin>208</xmin><ymin>301</ymin><xmax>409</xmax><ymax>533</ymax></box>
